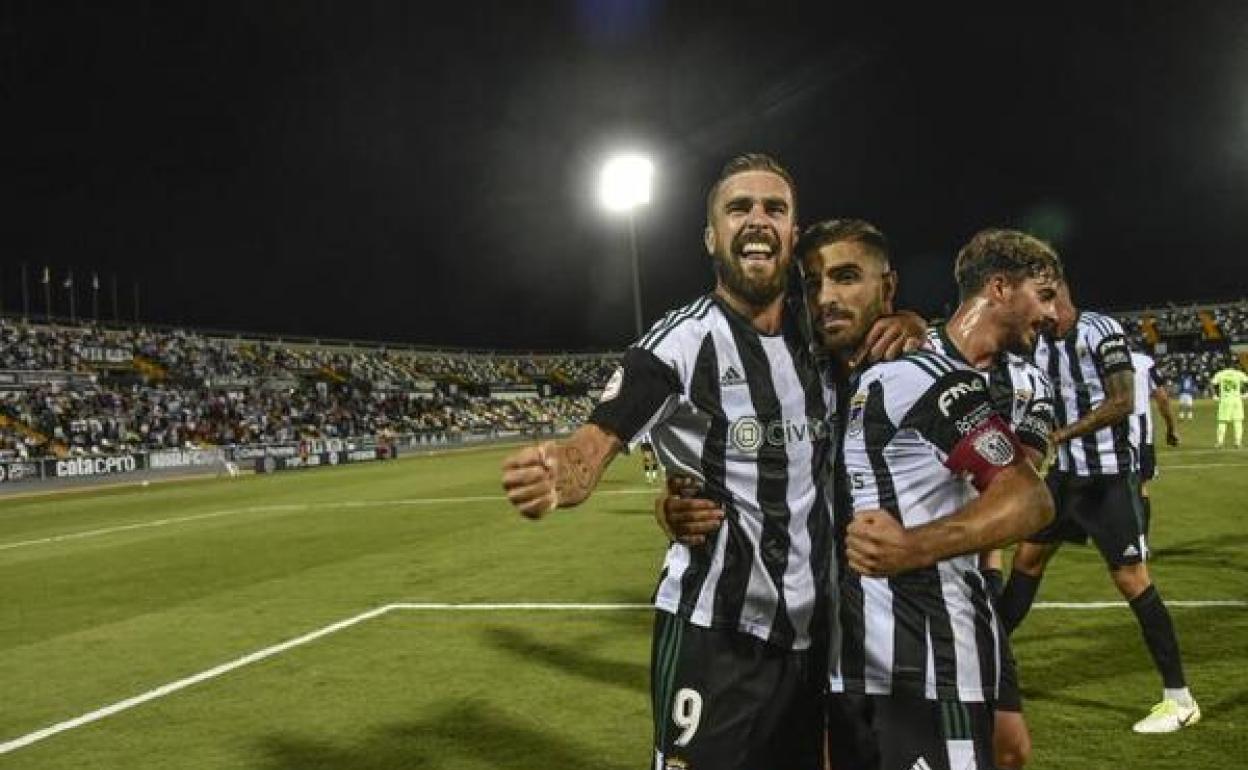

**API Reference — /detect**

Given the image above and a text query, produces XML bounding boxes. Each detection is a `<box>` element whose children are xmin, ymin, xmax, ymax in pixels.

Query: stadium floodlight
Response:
<box><xmin>598</xmin><ymin>153</ymin><xmax>654</xmax><ymax>338</ymax></box>
<box><xmin>599</xmin><ymin>154</ymin><xmax>653</xmax><ymax>212</ymax></box>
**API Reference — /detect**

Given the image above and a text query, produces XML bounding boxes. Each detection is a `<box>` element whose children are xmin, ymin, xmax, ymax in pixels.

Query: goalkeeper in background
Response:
<box><xmin>1210</xmin><ymin>364</ymin><xmax>1248</xmax><ymax>448</ymax></box>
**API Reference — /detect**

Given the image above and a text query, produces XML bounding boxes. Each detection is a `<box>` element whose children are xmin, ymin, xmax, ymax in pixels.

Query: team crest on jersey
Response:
<box><xmin>847</xmin><ymin>393</ymin><xmax>867</xmax><ymax>438</ymax></box>
<box><xmin>600</xmin><ymin>367</ymin><xmax>624</xmax><ymax>403</ymax></box>
<box><xmin>973</xmin><ymin>428</ymin><xmax>1016</xmax><ymax>466</ymax></box>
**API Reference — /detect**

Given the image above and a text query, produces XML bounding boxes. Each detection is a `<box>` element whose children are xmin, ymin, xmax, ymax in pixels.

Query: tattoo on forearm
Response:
<box><xmin>1064</xmin><ymin>370</ymin><xmax>1134</xmax><ymax>439</ymax></box>
<box><xmin>556</xmin><ymin>445</ymin><xmax>596</xmax><ymax>504</ymax></box>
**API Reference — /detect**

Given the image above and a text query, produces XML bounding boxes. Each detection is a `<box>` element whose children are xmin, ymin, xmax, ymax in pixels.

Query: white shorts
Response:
<box><xmin>1179</xmin><ymin>394</ymin><xmax>1194</xmax><ymax>407</ymax></box>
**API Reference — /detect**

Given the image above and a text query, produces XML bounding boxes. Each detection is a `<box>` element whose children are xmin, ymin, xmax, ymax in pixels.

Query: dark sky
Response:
<box><xmin>6</xmin><ymin>1</ymin><xmax>1248</xmax><ymax>350</ymax></box>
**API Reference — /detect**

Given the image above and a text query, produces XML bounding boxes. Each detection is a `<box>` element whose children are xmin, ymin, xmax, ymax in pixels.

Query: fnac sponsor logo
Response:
<box><xmin>937</xmin><ymin>377</ymin><xmax>985</xmax><ymax>417</ymax></box>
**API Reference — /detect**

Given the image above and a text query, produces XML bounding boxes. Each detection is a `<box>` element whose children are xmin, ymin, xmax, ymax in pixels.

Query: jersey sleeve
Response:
<box><xmin>1016</xmin><ymin>373</ymin><xmax>1055</xmax><ymax>454</ymax></box>
<box><xmin>588</xmin><ymin>347</ymin><xmax>682</xmax><ymax>444</ymax></box>
<box><xmin>1086</xmin><ymin>315</ymin><xmax>1134</xmax><ymax>378</ymax></box>
<box><xmin>900</xmin><ymin>367</ymin><xmax>1026</xmax><ymax>492</ymax></box>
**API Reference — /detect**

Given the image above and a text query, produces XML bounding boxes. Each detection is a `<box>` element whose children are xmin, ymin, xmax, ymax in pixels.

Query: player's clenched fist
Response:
<box><xmin>846</xmin><ymin>510</ymin><xmax>919</xmax><ymax>576</ymax></box>
<box><xmin>501</xmin><ymin>442</ymin><xmax>559</xmax><ymax>519</ymax></box>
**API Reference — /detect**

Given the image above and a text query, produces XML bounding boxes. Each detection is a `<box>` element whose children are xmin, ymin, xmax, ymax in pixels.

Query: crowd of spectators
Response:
<box><xmin>3</xmin><ymin>302</ymin><xmax>1242</xmax><ymax>461</ymax></box>
<box><xmin>0</xmin><ymin>318</ymin><xmax>611</xmax><ymax>460</ymax></box>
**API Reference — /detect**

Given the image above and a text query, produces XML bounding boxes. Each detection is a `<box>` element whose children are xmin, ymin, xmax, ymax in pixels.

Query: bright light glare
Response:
<box><xmin>599</xmin><ymin>154</ymin><xmax>653</xmax><ymax>212</ymax></box>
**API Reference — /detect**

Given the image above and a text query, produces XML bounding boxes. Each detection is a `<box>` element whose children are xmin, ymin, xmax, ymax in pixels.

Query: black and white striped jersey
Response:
<box><xmin>1034</xmin><ymin>312</ymin><xmax>1136</xmax><ymax>475</ymax></box>
<box><xmin>923</xmin><ymin>325</ymin><xmax>1055</xmax><ymax>456</ymax></box>
<box><xmin>830</xmin><ymin>350</ymin><xmax>1025</xmax><ymax>702</ymax></box>
<box><xmin>589</xmin><ymin>293</ymin><xmax>835</xmax><ymax>651</ymax></box>
<box><xmin>1129</xmin><ymin>351</ymin><xmax>1162</xmax><ymax>452</ymax></box>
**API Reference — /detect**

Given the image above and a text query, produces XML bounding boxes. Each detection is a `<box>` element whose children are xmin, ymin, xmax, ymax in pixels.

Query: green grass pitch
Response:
<box><xmin>1</xmin><ymin>402</ymin><xmax>1245</xmax><ymax>769</ymax></box>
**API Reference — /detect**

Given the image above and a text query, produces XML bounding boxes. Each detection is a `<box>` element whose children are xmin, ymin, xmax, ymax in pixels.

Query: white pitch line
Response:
<box><xmin>0</xmin><ymin>604</ymin><xmax>393</xmax><ymax>756</ymax></box>
<box><xmin>1035</xmin><ymin>600</ymin><xmax>1246</xmax><ymax>609</ymax></box>
<box><xmin>0</xmin><ymin>504</ymin><xmax>307</xmax><ymax>552</ymax></box>
<box><xmin>0</xmin><ymin>489</ymin><xmax>655</xmax><ymax>552</ymax></box>
<box><xmin>1</xmin><ymin>598</ymin><xmax>1243</xmax><ymax>756</ymax></box>
<box><xmin>1162</xmin><ymin>462</ymin><xmax>1248</xmax><ymax>470</ymax></box>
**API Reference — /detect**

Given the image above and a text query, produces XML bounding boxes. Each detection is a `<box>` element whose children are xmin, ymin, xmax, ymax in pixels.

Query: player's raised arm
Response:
<box><xmin>501</xmin><ymin>424</ymin><xmax>623</xmax><ymax>518</ymax></box>
<box><xmin>504</xmin><ymin>342</ymin><xmax>683</xmax><ymax>519</ymax></box>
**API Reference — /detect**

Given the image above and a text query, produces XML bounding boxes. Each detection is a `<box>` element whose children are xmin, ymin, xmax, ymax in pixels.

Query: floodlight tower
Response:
<box><xmin>599</xmin><ymin>154</ymin><xmax>653</xmax><ymax>339</ymax></box>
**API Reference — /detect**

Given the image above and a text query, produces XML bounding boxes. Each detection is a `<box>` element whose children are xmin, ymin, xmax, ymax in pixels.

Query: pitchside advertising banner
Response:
<box><xmin>148</xmin><ymin>448</ymin><xmax>226</xmax><ymax>470</ymax></box>
<box><xmin>47</xmin><ymin>454</ymin><xmax>147</xmax><ymax>479</ymax></box>
<box><xmin>253</xmin><ymin>446</ymin><xmax>395</xmax><ymax>473</ymax></box>
<box><xmin>0</xmin><ymin>460</ymin><xmax>42</xmax><ymax>484</ymax></box>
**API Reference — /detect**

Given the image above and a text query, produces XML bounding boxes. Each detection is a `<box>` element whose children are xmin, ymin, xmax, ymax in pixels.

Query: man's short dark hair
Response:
<box><xmin>705</xmin><ymin>153</ymin><xmax>797</xmax><ymax>222</ymax></box>
<box><xmin>795</xmin><ymin>218</ymin><xmax>891</xmax><ymax>268</ymax></box>
<box><xmin>954</xmin><ymin>229</ymin><xmax>1064</xmax><ymax>301</ymax></box>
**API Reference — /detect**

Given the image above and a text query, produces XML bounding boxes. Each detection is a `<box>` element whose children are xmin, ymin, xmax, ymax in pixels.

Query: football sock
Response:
<box><xmin>1235</xmin><ymin>420</ymin><xmax>1243</xmax><ymax>447</ymax></box>
<box><xmin>1216</xmin><ymin>422</ymin><xmax>1227</xmax><ymax>446</ymax></box>
<box><xmin>1129</xmin><ymin>585</ymin><xmax>1187</xmax><ymax>689</ymax></box>
<box><xmin>999</xmin><ymin>570</ymin><xmax>1042</xmax><ymax>635</ymax></box>
<box><xmin>1164</xmin><ymin>687</ymin><xmax>1195</xmax><ymax>707</ymax></box>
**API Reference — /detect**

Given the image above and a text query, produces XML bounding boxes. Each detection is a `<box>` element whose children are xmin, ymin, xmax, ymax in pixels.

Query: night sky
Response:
<box><xmin>7</xmin><ymin>1</ymin><xmax>1248</xmax><ymax>350</ymax></box>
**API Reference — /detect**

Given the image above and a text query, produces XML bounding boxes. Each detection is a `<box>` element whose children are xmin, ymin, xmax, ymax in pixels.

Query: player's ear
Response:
<box><xmin>987</xmin><ymin>274</ymin><xmax>1009</xmax><ymax>303</ymax></box>
<box><xmin>881</xmin><ymin>267</ymin><xmax>898</xmax><ymax>311</ymax></box>
<box><xmin>703</xmin><ymin>225</ymin><xmax>716</xmax><ymax>256</ymax></box>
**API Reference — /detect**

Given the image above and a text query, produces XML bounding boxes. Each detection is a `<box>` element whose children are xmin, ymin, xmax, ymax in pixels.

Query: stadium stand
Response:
<box><xmin>2</xmin><ymin>300</ymin><xmax>1244</xmax><ymax>463</ymax></box>
<box><xmin>0</xmin><ymin>317</ymin><xmax>616</xmax><ymax>462</ymax></box>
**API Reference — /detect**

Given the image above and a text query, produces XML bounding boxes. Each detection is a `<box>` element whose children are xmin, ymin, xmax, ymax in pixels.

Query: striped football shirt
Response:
<box><xmin>590</xmin><ymin>293</ymin><xmax>836</xmax><ymax>650</ymax></box>
<box><xmin>830</xmin><ymin>350</ymin><xmax>1025</xmax><ymax>702</ymax></box>
<box><xmin>1034</xmin><ymin>311</ymin><xmax>1136</xmax><ymax>475</ymax></box>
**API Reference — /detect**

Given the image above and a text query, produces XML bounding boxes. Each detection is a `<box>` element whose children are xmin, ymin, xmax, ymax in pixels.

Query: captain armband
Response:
<box><xmin>945</xmin><ymin>413</ymin><xmax>1026</xmax><ymax>492</ymax></box>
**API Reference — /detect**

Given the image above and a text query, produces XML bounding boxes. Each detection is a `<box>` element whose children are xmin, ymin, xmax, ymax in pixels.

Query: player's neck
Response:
<box><xmin>946</xmin><ymin>299</ymin><xmax>1002</xmax><ymax>370</ymax></box>
<box><xmin>714</xmin><ymin>284</ymin><xmax>785</xmax><ymax>335</ymax></box>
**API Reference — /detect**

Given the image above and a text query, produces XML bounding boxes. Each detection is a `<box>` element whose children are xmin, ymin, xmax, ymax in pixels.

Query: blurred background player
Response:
<box><xmin>999</xmin><ymin>282</ymin><xmax>1199</xmax><ymax>734</ymax></box>
<box><xmin>1129</xmin><ymin>350</ymin><xmax>1179</xmax><ymax>542</ymax></box>
<box><xmin>1210</xmin><ymin>364</ymin><xmax>1247</xmax><ymax>448</ymax></box>
<box><xmin>639</xmin><ymin>435</ymin><xmax>660</xmax><ymax>484</ymax></box>
<box><xmin>1176</xmin><ymin>371</ymin><xmax>1197</xmax><ymax>420</ymax></box>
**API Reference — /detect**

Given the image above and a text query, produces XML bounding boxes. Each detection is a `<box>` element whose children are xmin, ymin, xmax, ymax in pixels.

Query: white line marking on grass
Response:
<box><xmin>0</xmin><ymin>490</ymin><xmax>655</xmax><ymax>552</ymax></box>
<box><xmin>1164</xmin><ymin>462</ymin><xmax>1248</xmax><ymax>470</ymax></box>
<box><xmin>2</xmin><ymin>598</ymin><xmax>1243</xmax><ymax>756</ymax></box>
<box><xmin>0</xmin><ymin>604</ymin><xmax>393</xmax><ymax>756</ymax></box>
<box><xmin>0</xmin><ymin>505</ymin><xmax>307</xmax><ymax>552</ymax></box>
<box><xmin>1034</xmin><ymin>600</ymin><xmax>1246</xmax><ymax>609</ymax></box>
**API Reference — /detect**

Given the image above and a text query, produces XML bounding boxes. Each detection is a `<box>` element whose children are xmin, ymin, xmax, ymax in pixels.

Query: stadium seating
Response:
<box><xmin>2</xmin><ymin>300</ymin><xmax>1243</xmax><ymax>460</ymax></box>
<box><xmin>0</xmin><ymin>318</ymin><xmax>614</xmax><ymax>460</ymax></box>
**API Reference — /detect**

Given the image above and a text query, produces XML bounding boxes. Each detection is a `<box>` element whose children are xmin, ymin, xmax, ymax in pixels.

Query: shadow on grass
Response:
<box><xmin>255</xmin><ymin>701</ymin><xmax>633</xmax><ymax>770</ymax></box>
<box><xmin>484</xmin><ymin>625</ymin><xmax>649</xmax><ymax>695</ymax></box>
<box><xmin>1148</xmin><ymin>532</ymin><xmax>1248</xmax><ymax>568</ymax></box>
<box><xmin>1013</xmin><ymin>606</ymin><xmax>1248</xmax><ymax>710</ymax></box>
